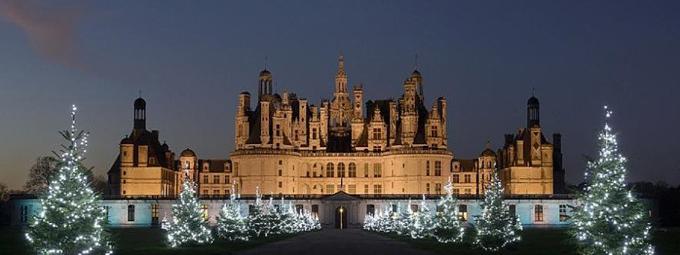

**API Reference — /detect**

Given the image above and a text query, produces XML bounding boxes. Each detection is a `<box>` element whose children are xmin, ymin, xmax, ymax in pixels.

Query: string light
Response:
<box><xmin>571</xmin><ymin>106</ymin><xmax>655</xmax><ymax>255</ymax></box>
<box><xmin>165</xmin><ymin>165</ymin><xmax>213</xmax><ymax>247</ymax></box>
<box><xmin>25</xmin><ymin>105</ymin><xmax>113</xmax><ymax>255</ymax></box>
<box><xmin>473</xmin><ymin>169</ymin><xmax>522</xmax><ymax>251</ymax></box>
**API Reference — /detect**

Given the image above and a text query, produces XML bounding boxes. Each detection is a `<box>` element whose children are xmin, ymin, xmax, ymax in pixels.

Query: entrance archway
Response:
<box><xmin>335</xmin><ymin>206</ymin><xmax>348</xmax><ymax>229</ymax></box>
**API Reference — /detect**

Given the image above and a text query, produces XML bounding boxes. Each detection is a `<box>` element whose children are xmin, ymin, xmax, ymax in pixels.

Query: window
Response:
<box><xmin>279</xmin><ymin>160</ymin><xmax>283</xmax><ymax>165</ymax></box>
<box><xmin>294</xmin><ymin>130</ymin><xmax>299</xmax><ymax>141</ymax></box>
<box><xmin>348</xmin><ymin>163</ymin><xmax>357</xmax><ymax>177</ymax></box>
<box><xmin>364</xmin><ymin>163</ymin><xmax>369</xmax><ymax>177</ymax></box>
<box><xmin>203</xmin><ymin>175</ymin><xmax>208</xmax><ymax>184</ymax></box>
<box><xmin>214</xmin><ymin>189</ymin><xmax>219</xmax><ymax>195</ymax></box>
<box><xmin>312</xmin><ymin>128</ymin><xmax>317</xmax><ymax>139</ymax></box>
<box><xmin>337</xmin><ymin>163</ymin><xmax>345</xmax><ymax>178</ymax></box>
<box><xmin>453</xmin><ymin>175</ymin><xmax>460</xmax><ymax>183</ymax></box>
<box><xmin>458</xmin><ymin>205</ymin><xmax>468</xmax><ymax>221</ymax></box>
<box><xmin>326</xmin><ymin>184</ymin><xmax>335</xmax><ymax>194</ymax></box>
<box><xmin>364</xmin><ymin>184</ymin><xmax>369</xmax><ymax>194</ymax></box>
<box><xmin>348</xmin><ymin>184</ymin><xmax>356</xmax><ymax>194</ymax></box>
<box><xmin>426</xmin><ymin>161</ymin><xmax>430</xmax><ymax>176</ymax></box>
<box><xmin>372</xmin><ymin>128</ymin><xmax>382</xmax><ymax>140</ymax></box>
<box><xmin>278</xmin><ymin>169</ymin><xmax>282</xmax><ymax>176</ymax></box>
<box><xmin>464</xmin><ymin>174</ymin><xmax>471</xmax><ymax>183</ymax></box>
<box><xmin>278</xmin><ymin>182</ymin><xmax>282</xmax><ymax>188</ymax></box>
<box><xmin>453</xmin><ymin>188</ymin><xmax>459</xmax><ymax>194</ymax></box>
<box><xmin>435</xmin><ymin>183</ymin><xmax>442</xmax><ymax>194</ymax></box>
<box><xmin>202</xmin><ymin>204</ymin><xmax>209</xmax><ymax>221</ymax></box>
<box><xmin>464</xmin><ymin>188</ymin><xmax>471</xmax><ymax>194</ymax></box>
<box><xmin>312</xmin><ymin>205</ymin><xmax>319</xmax><ymax>217</ymax></box>
<box><xmin>225</xmin><ymin>189</ymin><xmax>229</xmax><ymax>195</ymax></box>
<box><xmin>373</xmin><ymin>184</ymin><xmax>382</xmax><ymax>194</ymax></box>
<box><xmin>225</xmin><ymin>175</ymin><xmax>230</xmax><ymax>184</ymax></box>
<box><xmin>559</xmin><ymin>204</ymin><xmax>568</xmax><ymax>222</ymax></box>
<box><xmin>213</xmin><ymin>175</ymin><xmax>219</xmax><ymax>184</ymax></box>
<box><xmin>326</xmin><ymin>163</ymin><xmax>334</xmax><ymax>177</ymax></box>
<box><xmin>509</xmin><ymin>204</ymin><xmax>516</xmax><ymax>217</ymax></box>
<box><xmin>203</xmin><ymin>189</ymin><xmax>208</xmax><ymax>195</ymax></box>
<box><xmin>426</xmin><ymin>183</ymin><xmax>431</xmax><ymax>194</ymax></box>
<box><xmin>373</xmin><ymin>163</ymin><xmax>382</xmax><ymax>177</ymax></box>
<box><xmin>434</xmin><ymin>161</ymin><xmax>442</xmax><ymax>176</ymax></box>
<box><xmin>20</xmin><ymin>205</ymin><xmax>29</xmax><ymax>223</ymax></box>
<box><xmin>275</xmin><ymin>124</ymin><xmax>281</xmax><ymax>136</ymax></box>
<box><xmin>151</xmin><ymin>204</ymin><xmax>160</xmax><ymax>225</ymax></box>
<box><xmin>127</xmin><ymin>205</ymin><xmax>135</xmax><ymax>222</ymax></box>
<box><xmin>295</xmin><ymin>204</ymin><xmax>304</xmax><ymax>214</ymax></box>
<box><xmin>535</xmin><ymin>205</ymin><xmax>544</xmax><ymax>222</ymax></box>
<box><xmin>431</xmin><ymin>126</ymin><xmax>438</xmax><ymax>137</ymax></box>
<box><xmin>366</xmin><ymin>204</ymin><xmax>375</xmax><ymax>216</ymax></box>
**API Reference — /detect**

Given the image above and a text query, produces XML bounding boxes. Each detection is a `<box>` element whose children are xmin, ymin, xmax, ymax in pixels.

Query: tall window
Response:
<box><xmin>348</xmin><ymin>163</ymin><xmax>357</xmax><ymax>177</ymax></box>
<box><xmin>326</xmin><ymin>184</ymin><xmax>335</xmax><ymax>194</ymax></box>
<box><xmin>127</xmin><ymin>205</ymin><xmax>135</xmax><ymax>222</ymax></box>
<box><xmin>364</xmin><ymin>163</ymin><xmax>369</xmax><ymax>177</ymax></box>
<box><xmin>312</xmin><ymin>128</ymin><xmax>317</xmax><ymax>139</ymax></box>
<box><xmin>509</xmin><ymin>204</ymin><xmax>516</xmax><ymax>217</ymax></box>
<box><xmin>435</xmin><ymin>183</ymin><xmax>442</xmax><ymax>194</ymax></box>
<box><xmin>373</xmin><ymin>184</ymin><xmax>382</xmax><ymax>194</ymax></box>
<box><xmin>426</xmin><ymin>161</ymin><xmax>430</xmax><ymax>176</ymax></box>
<box><xmin>373</xmin><ymin>163</ymin><xmax>382</xmax><ymax>177</ymax></box>
<box><xmin>434</xmin><ymin>161</ymin><xmax>442</xmax><ymax>176</ymax></box>
<box><xmin>337</xmin><ymin>163</ymin><xmax>345</xmax><ymax>178</ymax></box>
<box><xmin>203</xmin><ymin>175</ymin><xmax>208</xmax><ymax>184</ymax></box>
<box><xmin>426</xmin><ymin>183</ymin><xmax>431</xmax><ymax>194</ymax></box>
<box><xmin>326</xmin><ymin>163</ymin><xmax>334</xmax><ymax>177</ymax></box>
<box><xmin>559</xmin><ymin>204</ymin><xmax>568</xmax><ymax>222</ymax></box>
<box><xmin>535</xmin><ymin>205</ymin><xmax>544</xmax><ymax>222</ymax></box>
<box><xmin>275</xmin><ymin>124</ymin><xmax>281</xmax><ymax>136</ymax></box>
<box><xmin>364</xmin><ymin>184</ymin><xmax>369</xmax><ymax>194</ymax></box>
<box><xmin>453</xmin><ymin>175</ymin><xmax>459</xmax><ymax>183</ymax></box>
<box><xmin>458</xmin><ymin>204</ymin><xmax>468</xmax><ymax>221</ymax></box>
<box><xmin>213</xmin><ymin>175</ymin><xmax>219</xmax><ymax>184</ymax></box>
<box><xmin>348</xmin><ymin>184</ymin><xmax>356</xmax><ymax>194</ymax></box>
<box><xmin>372</xmin><ymin>128</ymin><xmax>382</xmax><ymax>140</ymax></box>
<box><xmin>311</xmin><ymin>205</ymin><xmax>319</xmax><ymax>217</ymax></box>
<box><xmin>151</xmin><ymin>204</ymin><xmax>159</xmax><ymax>225</ymax></box>
<box><xmin>464</xmin><ymin>174</ymin><xmax>471</xmax><ymax>183</ymax></box>
<box><xmin>225</xmin><ymin>175</ymin><xmax>230</xmax><ymax>184</ymax></box>
<box><xmin>366</xmin><ymin>204</ymin><xmax>375</xmax><ymax>216</ymax></box>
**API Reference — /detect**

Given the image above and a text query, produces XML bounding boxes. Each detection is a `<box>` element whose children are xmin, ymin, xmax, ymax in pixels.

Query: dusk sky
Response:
<box><xmin>1</xmin><ymin>0</ymin><xmax>679</xmax><ymax>190</ymax></box>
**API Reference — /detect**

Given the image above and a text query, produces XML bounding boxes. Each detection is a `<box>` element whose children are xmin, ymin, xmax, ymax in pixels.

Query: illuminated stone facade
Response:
<box><xmin>107</xmin><ymin>56</ymin><xmax>564</xmax><ymax>198</ymax></box>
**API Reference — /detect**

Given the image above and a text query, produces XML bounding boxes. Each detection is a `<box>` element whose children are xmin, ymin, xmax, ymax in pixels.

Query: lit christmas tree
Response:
<box><xmin>216</xmin><ymin>184</ymin><xmax>249</xmax><ymax>241</ymax></box>
<box><xmin>409</xmin><ymin>195</ymin><xmax>435</xmax><ymax>239</ymax></box>
<box><xmin>393</xmin><ymin>201</ymin><xmax>414</xmax><ymax>236</ymax></box>
<box><xmin>572</xmin><ymin>106</ymin><xmax>655</xmax><ymax>255</ymax></box>
<box><xmin>432</xmin><ymin>176</ymin><xmax>465</xmax><ymax>243</ymax></box>
<box><xmin>278</xmin><ymin>199</ymin><xmax>302</xmax><ymax>234</ymax></box>
<box><xmin>474</xmin><ymin>169</ymin><xmax>522</xmax><ymax>251</ymax></box>
<box><xmin>165</xmin><ymin>166</ymin><xmax>213</xmax><ymax>247</ymax></box>
<box><xmin>247</xmin><ymin>188</ymin><xmax>281</xmax><ymax>237</ymax></box>
<box><xmin>26</xmin><ymin>105</ymin><xmax>113</xmax><ymax>255</ymax></box>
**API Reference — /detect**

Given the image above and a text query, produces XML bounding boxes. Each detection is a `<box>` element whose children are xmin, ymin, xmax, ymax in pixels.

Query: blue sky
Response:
<box><xmin>1</xmin><ymin>0</ymin><xmax>679</xmax><ymax>189</ymax></box>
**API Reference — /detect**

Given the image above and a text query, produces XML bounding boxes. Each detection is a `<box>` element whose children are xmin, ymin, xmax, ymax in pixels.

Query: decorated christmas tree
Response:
<box><xmin>247</xmin><ymin>188</ymin><xmax>281</xmax><ymax>237</ymax></box>
<box><xmin>278</xmin><ymin>199</ymin><xmax>302</xmax><ymax>234</ymax></box>
<box><xmin>432</xmin><ymin>176</ymin><xmax>465</xmax><ymax>243</ymax></box>
<box><xmin>571</xmin><ymin>106</ymin><xmax>655</xmax><ymax>255</ymax></box>
<box><xmin>474</xmin><ymin>169</ymin><xmax>522</xmax><ymax>251</ymax></box>
<box><xmin>409</xmin><ymin>195</ymin><xmax>435</xmax><ymax>239</ymax></box>
<box><xmin>393</xmin><ymin>201</ymin><xmax>414</xmax><ymax>236</ymax></box>
<box><xmin>26</xmin><ymin>105</ymin><xmax>113</xmax><ymax>255</ymax></box>
<box><xmin>216</xmin><ymin>184</ymin><xmax>249</xmax><ymax>241</ymax></box>
<box><xmin>165</xmin><ymin>167</ymin><xmax>213</xmax><ymax>247</ymax></box>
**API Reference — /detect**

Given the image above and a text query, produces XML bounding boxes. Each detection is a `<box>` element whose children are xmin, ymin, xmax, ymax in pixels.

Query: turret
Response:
<box><xmin>134</xmin><ymin>97</ymin><xmax>146</xmax><ymax>130</ymax></box>
<box><xmin>527</xmin><ymin>96</ymin><xmax>540</xmax><ymax>127</ymax></box>
<box><xmin>258</xmin><ymin>69</ymin><xmax>273</xmax><ymax>100</ymax></box>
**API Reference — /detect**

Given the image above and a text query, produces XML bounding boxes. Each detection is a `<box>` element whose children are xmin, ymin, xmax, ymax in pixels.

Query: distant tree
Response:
<box><xmin>0</xmin><ymin>183</ymin><xmax>8</xmax><ymax>201</ymax></box>
<box><xmin>24</xmin><ymin>156</ymin><xmax>59</xmax><ymax>194</ymax></box>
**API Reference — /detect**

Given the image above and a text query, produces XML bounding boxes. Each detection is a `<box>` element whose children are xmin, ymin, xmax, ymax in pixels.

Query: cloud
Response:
<box><xmin>0</xmin><ymin>0</ymin><xmax>82</xmax><ymax>69</ymax></box>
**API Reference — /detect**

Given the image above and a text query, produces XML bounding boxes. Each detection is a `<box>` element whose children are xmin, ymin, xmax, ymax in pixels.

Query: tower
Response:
<box><xmin>527</xmin><ymin>96</ymin><xmax>540</xmax><ymax>128</ymax></box>
<box><xmin>335</xmin><ymin>55</ymin><xmax>348</xmax><ymax>93</ymax></box>
<box><xmin>134</xmin><ymin>97</ymin><xmax>146</xmax><ymax>130</ymax></box>
<box><xmin>258</xmin><ymin>69</ymin><xmax>273</xmax><ymax>100</ymax></box>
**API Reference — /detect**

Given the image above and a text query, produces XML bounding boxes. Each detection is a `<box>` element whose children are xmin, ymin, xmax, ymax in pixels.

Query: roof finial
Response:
<box><xmin>138</xmin><ymin>89</ymin><xmax>142</xmax><ymax>98</ymax></box>
<box><xmin>338</xmin><ymin>54</ymin><xmax>344</xmax><ymax>70</ymax></box>
<box><xmin>531</xmin><ymin>87</ymin><xmax>536</xmax><ymax>97</ymax></box>
<box><xmin>264</xmin><ymin>56</ymin><xmax>268</xmax><ymax>70</ymax></box>
<box><xmin>414</xmin><ymin>53</ymin><xmax>419</xmax><ymax>70</ymax></box>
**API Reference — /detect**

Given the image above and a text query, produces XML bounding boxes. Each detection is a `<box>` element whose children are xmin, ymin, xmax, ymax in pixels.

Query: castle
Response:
<box><xmin>106</xmin><ymin>56</ymin><xmax>565</xmax><ymax>199</ymax></box>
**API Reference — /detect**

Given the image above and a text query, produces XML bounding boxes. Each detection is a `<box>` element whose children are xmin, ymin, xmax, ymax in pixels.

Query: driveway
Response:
<box><xmin>237</xmin><ymin>228</ymin><xmax>435</xmax><ymax>255</ymax></box>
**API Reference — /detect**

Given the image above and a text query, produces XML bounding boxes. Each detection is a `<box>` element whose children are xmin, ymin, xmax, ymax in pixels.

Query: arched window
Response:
<box><xmin>337</xmin><ymin>163</ymin><xmax>345</xmax><ymax>178</ymax></box>
<box><xmin>326</xmin><ymin>163</ymin><xmax>334</xmax><ymax>177</ymax></box>
<box><xmin>348</xmin><ymin>163</ymin><xmax>356</xmax><ymax>177</ymax></box>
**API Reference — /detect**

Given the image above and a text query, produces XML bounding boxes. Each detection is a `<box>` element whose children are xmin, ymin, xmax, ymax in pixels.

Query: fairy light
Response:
<box><xmin>474</xmin><ymin>169</ymin><xmax>522</xmax><ymax>251</ymax></box>
<box><xmin>25</xmin><ymin>105</ymin><xmax>113</xmax><ymax>255</ymax></box>
<box><xmin>571</xmin><ymin>106</ymin><xmax>655</xmax><ymax>255</ymax></box>
<box><xmin>165</xmin><ymin>165</ymin><xmax>213</xmax><ymax>247</ymax></box>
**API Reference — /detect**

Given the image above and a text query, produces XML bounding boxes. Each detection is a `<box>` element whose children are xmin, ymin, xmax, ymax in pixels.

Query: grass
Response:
<box><xmin>378</xmin><ymin>227</ymin><xmax>680</xmax><ymax>255</ymax></box>
<box><xmin>0</xmin><ymin>226</ymin><xmax>298</xmax><ymax>255</ymax></box>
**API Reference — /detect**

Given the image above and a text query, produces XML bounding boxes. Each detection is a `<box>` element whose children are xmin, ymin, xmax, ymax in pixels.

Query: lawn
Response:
<box><xmin>378</xmin><ymin>227</ymin><xmax>680</xmax><ymax>255</ymax></box>
<box><xmin>0</xmin><ymin>226</ymin><xmax>297</xmax><ymax>255</ymax></box>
